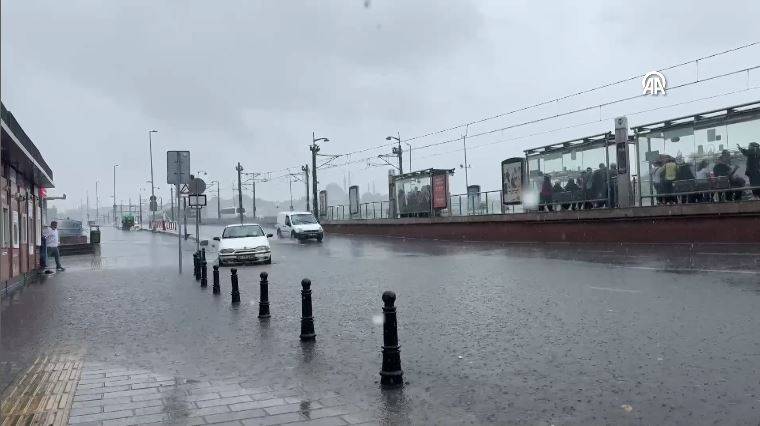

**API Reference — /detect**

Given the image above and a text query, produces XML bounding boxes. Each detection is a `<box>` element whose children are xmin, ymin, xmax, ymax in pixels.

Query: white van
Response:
<box><xmin>276</xmin><ymin>211</ymin><xmax>324</xmax><ymax>242</ymax></box>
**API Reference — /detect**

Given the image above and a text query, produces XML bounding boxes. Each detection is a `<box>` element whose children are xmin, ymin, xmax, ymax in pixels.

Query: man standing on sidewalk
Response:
<box><xmin>43</xmin><ymin>221</ymin><xmax>65</xmax><ymax>272</ymax></box>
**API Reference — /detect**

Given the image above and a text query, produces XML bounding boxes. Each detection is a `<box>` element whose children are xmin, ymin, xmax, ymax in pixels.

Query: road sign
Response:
<box><xmin>149</xmin><ymin>201</ymin><xmax>158</xmax><ymax>211</ymax></box>
<box><xmin>189</xmin><ymin>194</ymin><xmax>207</xmax><ymax>207</ymax></box>
<box><xmin>189</xmin><ymin>178</ymin><xmax>206</xmax><ymax>195</ymax></box>
<box><xmin>167</xmin><ymin>151</ymin><xmax>191</xmax><ymax>185</ymax></box>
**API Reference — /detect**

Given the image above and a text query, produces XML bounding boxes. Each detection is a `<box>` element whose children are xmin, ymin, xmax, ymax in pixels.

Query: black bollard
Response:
<box><xmin>258</xmin><ymin>272</ymin><xmax>270</xmax><ymax>319</ymax></box>
<box><xmin>212</xmin><ymin>265</ymin><xmax>220</xmax><ymax>295</ymax></box>
<box><xmin>379</xmin><ymin>291</ymin><xmax>403</xmax><ymax>388</ymax></box>
<box><xmin>200</xmin><ymin>259</ymin><xmax>208</xmax><ymax>288</ymax></box>
<box><xmin>299</xmin><ymin>279</ymin><xmax>315</xmax><ymax>341</ymax></box>
<box><xmin>201</xmin><ymin>248</ymin><xmax>206</xmax><ymax>263</ymax></box>
<box><xmin>194</xmin><ymin>251</ymin><xmax>200</xmax><ymax>281</ymax></box>
<box><xmin>192</xmin><ymin>252</ymin><xmax>197</xmax><ymax>278</ymax></box>
<box><xmin>230</xmin><ymin>268</ymin><xmax>240</xmax><ymax>304</ymax></box>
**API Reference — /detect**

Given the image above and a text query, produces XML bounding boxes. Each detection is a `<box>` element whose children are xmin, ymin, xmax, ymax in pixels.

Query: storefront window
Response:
<box><xmin>0</xmin><ymin>207</ymin><xmax>5</xmax><ymax>247</ymax></box>
<box><xmin>12</xmin><ymin>210</ymin><xmax>19</xmax><ymax>249</ymax></box>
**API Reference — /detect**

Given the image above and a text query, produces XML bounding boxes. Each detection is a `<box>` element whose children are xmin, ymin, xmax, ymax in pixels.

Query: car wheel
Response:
<box><xmin>317</xmin><ymin>236</ymin><xmax>323</xmax><ymax>242</ymax></box>
<box><xmin>291</xmin><ymin>231</ymin><xmax>296</xmax><ymax>239</ymax></box>
<box><xmin>276</xmin><ymin>228</ymin><xmax>282</xmax><ymax>237</ymax></box>
<box><xmin>264</xmin><ymin>258</ymin><xmax>271</xmax><ymax>264</ymax></box>
<box><xmin>218</xmin><ymin>259</ymin><xmax>225</xmax><ymax>267</ymax></box>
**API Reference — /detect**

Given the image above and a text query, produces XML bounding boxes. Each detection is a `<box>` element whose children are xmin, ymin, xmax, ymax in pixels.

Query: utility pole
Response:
<box><xmin>310</xmin><ymin>132</ymin><xmax>329</xmax><ymax>219</ymax></box>
<box><xmin>148</xmin><ymin>130</ymin><xmax>158</xmax><ymax>230</ymax></box>
<box><xmin>138</xmin><ymin>193</ymin><xmax>143</xmax><ymax>225</ymax></box>
<box><xmin>86</xmin><ymin>191</ymin><xmax>90</xmax><ymax>223</ymax></box>
<box><xmin>406</xmin><ymin>142</ymin><xmax>412</xmax><ymax>172</ymax></box>
<box><xmin>462</xmin><ymin>124</ymin><xmax>470</xmax><ymax>190</ymax></box>
<box><xmin>235</xmin><ymin>162</ymin><xmax>244</xmax><ymax>224</ymax></box>
<box><xmin>302</xmin><ymin>164</ymin><xmax>310</xmax><ymax>211</ymax></box>
<box><xmin>209</xmin><ymin>180</ymin><xmax>221</xmax><ymax>219</ymax></box>
<box><xmin>170</xmin><ymin>186</ymin><xmax>175</xmax><ymax>221</ymax></box>
<box><xmin>113</xmin><ymin>164</ymin><xmax>119</xmax><ymax>226</ymax></box>
<box><xmin>95</xmin><ymin>181</ymin><xmax>99</xmax><ymax>224</ymax></box>
<box><xmin>386</xmin><ymin>132</ymin><xmax>403</xmax><ymax>175</ymax></box>
<box><xmin>288</xmin><ymin>174</ymin><xmax>297</xmax><ymax>211</ymax></box>
<box><xmin>183</xmin><ymin>197</ymin><xmax>188</xmax><ymax>239</ymax></box>
<box><xmin>252</xmin><ymin>180</ymin><xmax>256</xmax><ymax>219</ymax></box>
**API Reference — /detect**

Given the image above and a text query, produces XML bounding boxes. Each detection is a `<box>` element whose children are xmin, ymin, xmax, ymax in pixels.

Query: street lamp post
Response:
<box><xmin>288</xmin><ymin>175</ymin><xmax>294</xmax><ymax>211</ymax></box>
<box><xmin>301</xmin><ymin>164</ymin><xmax>310</xmax><ymax>211</ymax></box>
<box><xmin>310</xmin><ymin>132</ymin><xmax>329</xmax><ymax>219</ymax></box>
<box><xmin>138</xmin><ymin>188</ymin><xmax>144</xmax><ymax>226</ymax></box>
<box><xmin>148</xmin><ymin>129</ymin><xmax>158</xmax><ymax>230</ymax></box>
<box><xmin>235</xmin><ymin>163</ymin><xmax>244</xmax><ymax>224</ymax></box>
<box><xmin>113</xmin><ymin>164</ymin><xmax>119</xmax><ymax>226</ymax></box>
<box><xmin>405</xmin><ymin>142</ymin><xmax>412</xmax><ymax>172</ymax></box>
<box><xmin>95</xmin><ymin>180</ymin><xmax>99</xmax><ymax>224</ymax></box>
<box><xmin>209</xmin><ymin>180</ymin><xmax>221</xmax><ymax>219</ymax></box>
<box><xmin>386</xmin><ymin>132</ymin><xmax>403</xmax><ymax>175</ymax></box>
<box><xmin>462</xmin><ymin>124</ymin><xmax>470</xmax><ymax>190</ymax></box>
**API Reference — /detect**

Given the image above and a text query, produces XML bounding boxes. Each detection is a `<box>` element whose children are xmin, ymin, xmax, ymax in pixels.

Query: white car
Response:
<box><xmin>214</xmin><ymin>224</ymin><xmax>273</xmax><ymax>266</ymax></box>
<box><xmin>275</xmin><ymin>211</ymin><xmax>324</xmax><ymax>242</ymax></box>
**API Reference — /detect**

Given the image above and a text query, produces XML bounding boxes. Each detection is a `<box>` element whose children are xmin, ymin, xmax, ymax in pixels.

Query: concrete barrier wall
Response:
<box><xmin>322</xmin><ymin>202</ymin><xmax>760</xmax><ymax>244</ymax></box>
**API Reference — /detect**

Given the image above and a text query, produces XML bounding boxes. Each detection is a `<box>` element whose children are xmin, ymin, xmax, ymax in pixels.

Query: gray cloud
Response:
<box><xmin>2</xmin><ymin>0</ymin><xmax>759</xmax><ymax>211</ymax></box>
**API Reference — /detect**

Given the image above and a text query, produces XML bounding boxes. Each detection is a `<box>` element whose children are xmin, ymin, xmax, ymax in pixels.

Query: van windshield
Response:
<box><xmin>222</xmin><ymin>225</ymin><xmax>264</xmax><ymax>238</ymax></box>
<box><xmin>291</xmin><ymin>214</ymin><xmax>317</xmax><ymax>225</ymax></box>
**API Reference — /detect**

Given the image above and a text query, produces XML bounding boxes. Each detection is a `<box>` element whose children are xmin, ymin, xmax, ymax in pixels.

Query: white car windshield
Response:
<box><xmin>222</xmin><ymin>225</ymin><xmax>264</xmax><ymax>238</ymax></box>
<box><xmin>291</xmin><ymin>214</ymin><xmax>317</xmax><ymax>225</ymax></box>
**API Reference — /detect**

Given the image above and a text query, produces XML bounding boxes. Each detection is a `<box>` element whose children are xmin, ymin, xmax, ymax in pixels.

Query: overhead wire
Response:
<box><xmin>255</xmin><ymin>52</ymin><xmax>759</xmax><ymax>184</ymax></box>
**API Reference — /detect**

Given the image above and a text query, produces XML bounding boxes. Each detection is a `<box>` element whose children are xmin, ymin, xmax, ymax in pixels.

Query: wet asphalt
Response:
<box><xmin>2</xmin><ymin>226</ymin><xmax>760</xmax><ymax>424</ymax></box>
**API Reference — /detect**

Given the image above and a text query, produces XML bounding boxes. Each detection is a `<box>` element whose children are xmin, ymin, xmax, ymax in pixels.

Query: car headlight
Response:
<box><xmin>219</xmin><ymin>248</ymin><xmax>235</xmax><ymax>254</ymax></box>
<box><xmin>254</xmin><ymin>246</ymin><xmax>270</xmax><ymax>253</ymax></box>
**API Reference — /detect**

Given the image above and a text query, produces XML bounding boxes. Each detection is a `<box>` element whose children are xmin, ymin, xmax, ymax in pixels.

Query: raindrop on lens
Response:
<box><xmin>372</xmin><ymin>314</ymin><xmax>384</xmax><ymax>326</ymax></box>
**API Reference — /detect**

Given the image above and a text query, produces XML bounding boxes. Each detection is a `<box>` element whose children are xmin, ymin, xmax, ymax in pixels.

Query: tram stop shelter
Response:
<box><xmin>390</xmin><ymin>168</ymin><xmax>454</xmax><ymax>218</ymax></box>
<box><xmin>633</xmin><ymin>101</ymin><xmax>760</xmax><ymax>206</ymax></box>
<box><xmin>524</xmin><ymin>132</ymin><xmax>636</xmax><ymax>209</ymax></box>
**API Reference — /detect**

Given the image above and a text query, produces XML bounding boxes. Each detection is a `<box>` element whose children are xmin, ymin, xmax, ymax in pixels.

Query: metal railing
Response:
<box><xmin>445</xmin><ymin>190</ymin><xmax>504</xmax><ymax>216</ymax></box>
<box><xmin>641</xmin><ymin>183</ymin><xmax>760</xmax><ymax>204</ymax></box>
<box><xmin>322</xmin><ymin>184</ymin><xmax>760</xmax><ymax>221</ymax></box>
<box><xmin>326</xmin><ymin>201</ymin><xmax>391</xmax><ymax>221</ymax></box>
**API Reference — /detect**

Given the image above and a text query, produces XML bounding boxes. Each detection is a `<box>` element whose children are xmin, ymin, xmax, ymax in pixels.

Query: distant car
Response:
<box><xmin>214</xmin><ymin>224</ymin><xmax>273</xmax><ymax>266</ymax></box>
<box><xmin>275</xmin><ymin>211</ymin><xmax>323</xmax><ymax>242</ymax></box>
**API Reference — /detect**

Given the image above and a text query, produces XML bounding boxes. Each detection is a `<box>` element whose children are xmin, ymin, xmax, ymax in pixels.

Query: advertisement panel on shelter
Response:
<box><xmin>431</xmin><ymin>174</ymin><xmax>448</xmax><ymax>209</ymax></box>
<box><xmin>501</xmin><ymin>158</ymin><xmax>524</xmax><ymax>205</ymax></box>
<box><xmin>348</xmin><ymin>185</ymin><xmax>359</xmax><ymax>215</ymax></box>
<box><xmin>395</xmin><ymin>175</ymin><xmax>432</xmax><ymax>215</ymax></box>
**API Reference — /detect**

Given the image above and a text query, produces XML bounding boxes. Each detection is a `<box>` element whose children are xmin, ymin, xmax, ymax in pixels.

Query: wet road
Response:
<box><xmin>2</xmin><ymin>227</ymin><xmax>760</xmax><ymax>424</ymax></box>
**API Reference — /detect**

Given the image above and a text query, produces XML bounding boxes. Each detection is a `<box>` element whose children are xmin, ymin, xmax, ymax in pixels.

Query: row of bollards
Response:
<box><xmin>189</xmin><ymin>257</ymin><xmax>402</xmax><ymax>388</ymax></box>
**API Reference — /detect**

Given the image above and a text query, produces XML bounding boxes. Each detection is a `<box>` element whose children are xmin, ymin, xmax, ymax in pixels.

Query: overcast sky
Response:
<box><xmin>2</xmin><ymin>0</ymin><xmax>760</xmax><ymax>211</ymax></box>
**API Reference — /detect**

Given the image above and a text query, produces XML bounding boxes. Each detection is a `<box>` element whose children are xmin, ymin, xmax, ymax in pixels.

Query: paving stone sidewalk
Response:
<box><xmin>2</xmin><ymin>356</ymin><xmax>378</xmax><ymax>426</ymax></box>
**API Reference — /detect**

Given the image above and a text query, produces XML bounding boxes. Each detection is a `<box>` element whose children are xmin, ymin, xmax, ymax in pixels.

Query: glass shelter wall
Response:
<box><xmin>637</xmin><ymin>112</ymin><xmax>760</xmax><ymax>205</ymax></box>
<box><xmin>527</xmin><ymin>144</ymin><xmax>610</xmax><ymax>192</ymax></box>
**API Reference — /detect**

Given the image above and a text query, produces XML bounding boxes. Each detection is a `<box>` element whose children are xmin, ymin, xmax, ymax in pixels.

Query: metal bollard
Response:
<box><xmin>212</xmin><ymin>265</ymin><xmax>220</xmax><ymax>294</ymax></box>
<box><xmin>192</xmin><ymin>252</ymin><xmax>197</xmax><ymax>278</ymax></box>
<box><xmin>200</xmin><ymin>259</ymin><xmax>208</xmax><ymax>287</ymax></box>
<box><xmin>299</xmin><ymin>278</ymin><xmax>315</xmax><ymax>341</ymax></box>
<box><xmin>380</xmin><ymin>291</ymin><xmax>403</xmax><ymax>388</ymax></box>
<box><xmin>194</xmin><ymin>251</ymin><xmax>201</xmax><ymax>280</ymax></box>
<box><xmin>258</xmin><ymin>272</ymin><xmax>270</xmax><ymax>319</ymax></box>
<box><xmin>230</xmin><ymin>268</ymin><xmax>240</xmax><ymax>304</ymax></box>
<box><xmin>201</xmin><ymin>248</ymin><xmax>206</xmax><ymax>263</ymax></box>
